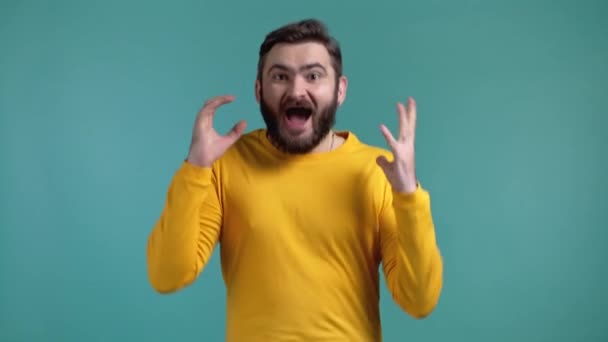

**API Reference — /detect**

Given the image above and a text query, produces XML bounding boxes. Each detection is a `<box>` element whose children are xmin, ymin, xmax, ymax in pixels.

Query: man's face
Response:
<box><xmin>256</xmin><ymin>42</ymin><xmax>347</xmax><ymax>154</ymax></box>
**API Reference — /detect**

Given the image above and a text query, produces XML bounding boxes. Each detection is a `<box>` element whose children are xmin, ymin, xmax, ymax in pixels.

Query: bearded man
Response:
<box><xmin>146</xmin><ymin>18</ymin><xmax>444</xmax><ymax>342</ymax></box>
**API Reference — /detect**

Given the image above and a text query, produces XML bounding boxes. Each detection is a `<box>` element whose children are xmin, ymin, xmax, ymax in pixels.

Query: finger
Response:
<box><xmin>225</xmin><ymin>120</ymin><xmax>247</xmax><ymax>141</ymax></box>
<box><xmin>376</xmin><ymin>155</ymin><xmax>391</xmax><ymax>172</ymax></box>
<box><xmin>199</xmin><ymin>95</ymin><xmax>236</xmax><ymax>117</ymax></box>
<box><xmin>202</xmin><ymin>94</ymin><xmax>235</xmax><ymax>110</ymax></box>
<box><xmin>379</xmin><ymin>124</ymin><xmax>397</xmax><ymax>149</ymax></box>
<box><xmin>197</xmin><ymin>95</ymin><xmax>236</xmax><ymax>128</ymax></box>
<box><xmin>408</xmin><ymin>97</ymin><xmax>417</xmax><ymax>138</ymax></box>
<box><xmin>396</xmin><ymin>102</ymin><xmax>408</xmax><ymax>140</ymax></box>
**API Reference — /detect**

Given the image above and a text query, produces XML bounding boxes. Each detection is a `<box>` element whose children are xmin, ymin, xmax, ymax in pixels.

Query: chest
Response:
<box><xmin>219</xmin><ymin>162</ymin><xmax>381</xmax><ymax>257</ymax></box>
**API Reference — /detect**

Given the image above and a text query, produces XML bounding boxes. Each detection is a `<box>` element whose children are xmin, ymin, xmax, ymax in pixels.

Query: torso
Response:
<box><xmin>215</xmin><ymin>129</ymin><xmax>390</xmax><ymax>341</ymax></box>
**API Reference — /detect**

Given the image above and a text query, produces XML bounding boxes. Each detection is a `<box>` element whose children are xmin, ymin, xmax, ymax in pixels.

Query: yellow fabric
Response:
<box><xmin>146</xmin><ymin>129</ymin><xmax>443</xmax><ymax>341</ymax></box>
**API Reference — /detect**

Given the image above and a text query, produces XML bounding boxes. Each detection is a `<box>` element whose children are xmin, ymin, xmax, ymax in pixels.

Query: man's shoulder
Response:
<box><xmin>233</xmin><ymin>128</ymin><xmax>264</xmax><ymax>146</ymax></box>
<box><xmin>225</xmin><ymin>129</ymin><xmax>265</xmax><ymax>153</ymax></box>
<box><xmin>343</xmin><ymin>130</ymin><xmax>393</xmax><ymax>159</ymax></box>
<box><xmin>217</xmin><ymin>129</ymin><xmax>268</xmax><ymax>165</ymax></box>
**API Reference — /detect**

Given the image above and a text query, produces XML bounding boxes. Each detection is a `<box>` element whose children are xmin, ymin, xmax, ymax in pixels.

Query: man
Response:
<box><xmin>147</xmin><ymin>18</ymin><xmax>443</xmax><ymax>341</ymax></box>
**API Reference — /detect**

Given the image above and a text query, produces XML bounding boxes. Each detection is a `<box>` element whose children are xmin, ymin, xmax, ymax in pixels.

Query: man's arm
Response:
<box><xmin>146</xmin><ymin>161</ymin><xmax>222</xmax><ymax>294</ymax></box>
<box><xmin>375</xmin><ymin>97</ymin><xmax>443</xmax><ymax>318</ymax></box>
<box><xmin>379</xmin><ymin>184</ymin><xmax>443</xmax><ymax>319</ymax></box>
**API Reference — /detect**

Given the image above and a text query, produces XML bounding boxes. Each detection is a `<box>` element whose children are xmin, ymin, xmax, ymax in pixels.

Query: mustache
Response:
<box><xmin>280</xmin><ymin>97</ymin><xmax>315</xmax><ymax>110</ymax></box>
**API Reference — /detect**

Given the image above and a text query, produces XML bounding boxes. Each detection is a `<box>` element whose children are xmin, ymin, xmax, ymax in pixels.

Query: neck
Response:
<box><xmin>310</xmin><ymin>130</ymin><xmax>336</xmax><ymax>153</ymax></box>
<box><xmin>265</xmin><ymin>130</ymin><xmax>340</xmax><ymax>155</ymax></box>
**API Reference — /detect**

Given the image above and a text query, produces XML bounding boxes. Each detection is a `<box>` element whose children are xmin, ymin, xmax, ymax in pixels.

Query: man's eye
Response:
<box><xmin>308</xmin><ymin>72</ymin><xmax>321</xmax><ymax>80</ymax></box>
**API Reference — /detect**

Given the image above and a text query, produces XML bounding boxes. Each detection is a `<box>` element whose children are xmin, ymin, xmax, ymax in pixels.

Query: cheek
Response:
<box><xmin>263</xmin><ymin>84</ymin><xmax>285</xmax><ymax>103</ymax></box>
<box><xmin>312</xmin><ymin>84</ymin><xmax>337</xmax><ymax>104</ymax></box>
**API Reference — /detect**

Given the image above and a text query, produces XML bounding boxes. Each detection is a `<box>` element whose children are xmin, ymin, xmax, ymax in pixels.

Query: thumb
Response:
<box><xmin>376</xmin><ymin>155</ymin><xmax>391</xmax><ymax>172</ymax></box>
<box><xmin>226</xmin><ymin>120</ymin><xmax>247</xmax><ymax>141</ymax></box>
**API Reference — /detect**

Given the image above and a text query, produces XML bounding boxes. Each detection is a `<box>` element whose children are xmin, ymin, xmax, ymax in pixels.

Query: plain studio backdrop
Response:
<box><xmin>1</xmin><ymin>0</ymin><xmax>607</xmax><ymax>341</ymax></box>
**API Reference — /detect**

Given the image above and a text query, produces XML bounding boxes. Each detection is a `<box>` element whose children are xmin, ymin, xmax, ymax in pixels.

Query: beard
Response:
<box><xmin>259</xmin><ymin>88</ymin><xmax>338</xmax><ymax>154</ymax></box>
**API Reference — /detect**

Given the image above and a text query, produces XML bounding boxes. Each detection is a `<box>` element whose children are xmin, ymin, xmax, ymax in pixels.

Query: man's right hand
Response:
<box><xmin>186</xmin><ymin>95</ymin><xmax>247</xmax><ymax>167</ymax></box>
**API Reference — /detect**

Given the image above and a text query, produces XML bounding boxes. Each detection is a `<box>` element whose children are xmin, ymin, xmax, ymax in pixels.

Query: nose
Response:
<box><xmin>287</xmin><ymin>75</ymin><xmax>307</xmax><ymax>98</ymax></box>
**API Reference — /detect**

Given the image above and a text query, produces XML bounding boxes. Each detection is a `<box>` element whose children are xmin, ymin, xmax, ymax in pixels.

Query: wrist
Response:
<box><xmin>395</xmin><ymin>175</ymin><xmax>418</xmax><ymax>194</ymax></box>
<box><xmin>186</xmin><ymin>155</ymin><xmax>212</xmax><ymax>168</ymax></box>
<box><xmin>397</xmin><ymin>183</ymin><xmax>418</xmax><ymax>194</ymax></box>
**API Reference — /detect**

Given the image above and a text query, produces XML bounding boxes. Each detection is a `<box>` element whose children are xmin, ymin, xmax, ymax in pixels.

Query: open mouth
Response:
<box><xmin>285</xmin><ymin>107</ymin><xmax>312</xmax><ymax>120</ymax></box>
<box><xmin>283</xmin><ymin>106</ymin><xmax>313</xmax><ymax>130</ymax></box>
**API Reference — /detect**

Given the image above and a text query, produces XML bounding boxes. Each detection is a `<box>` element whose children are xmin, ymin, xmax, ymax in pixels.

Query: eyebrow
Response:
<box><xmin>267</xmin><ymin>63</ymin><xmax>327</xmax><ymax>74</ymax></box>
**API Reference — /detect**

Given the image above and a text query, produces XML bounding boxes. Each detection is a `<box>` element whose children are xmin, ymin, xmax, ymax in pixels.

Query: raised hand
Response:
<box><xmin>187</xmin><ymin>95</ymin><xmax>247</xmax><ymax>167</ymax></box>
<box><xmin>376</xmin><ymin>97</ymin><xmax>418</xmax><ymax>194</ymax></box>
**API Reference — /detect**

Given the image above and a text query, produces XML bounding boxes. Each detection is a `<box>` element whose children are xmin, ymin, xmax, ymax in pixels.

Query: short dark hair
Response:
<box><xmin>257</xmin><ymin>18</ymin><xmax>343</xmax><ymax>81</ymax></box>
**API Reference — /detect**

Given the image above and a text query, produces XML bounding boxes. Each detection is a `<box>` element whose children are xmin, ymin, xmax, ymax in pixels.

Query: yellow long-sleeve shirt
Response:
<box><xmin>146</xmin><ymin>129</ymin><xmax>443</xmax><ymax>341</ymax></box>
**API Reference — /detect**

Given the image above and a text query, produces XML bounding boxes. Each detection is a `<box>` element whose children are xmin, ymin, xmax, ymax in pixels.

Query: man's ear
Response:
<box><xmin>255</xmin><ymin>79</ymin><xmax>261</xmax><ymax>103</ymax></box>
<box><xmin>337</xmin><ymin>75</ymin><xmax>348</xmax><ymax>106</ymax></box>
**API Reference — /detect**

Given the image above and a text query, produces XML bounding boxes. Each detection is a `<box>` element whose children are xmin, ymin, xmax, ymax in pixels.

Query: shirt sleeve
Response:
<box><xmin>378</xmin><ymin>181</ymin><xmax>444</xmax><ymax>318</ymax></box>
<box><xmin>146</xmin><ymin>160</ymin><xmax>223</xmax><ymax>293</ymax></box>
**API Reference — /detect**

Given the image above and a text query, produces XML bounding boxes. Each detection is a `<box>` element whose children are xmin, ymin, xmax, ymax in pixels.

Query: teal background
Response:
<box><xmin>1</xmin><ymin>0</ymin><xmax>607</xmax><ymax>341</ymax></box>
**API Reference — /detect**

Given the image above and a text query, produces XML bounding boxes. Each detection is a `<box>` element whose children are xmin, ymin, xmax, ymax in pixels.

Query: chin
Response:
<box><xmin>278</xmin><ymin>129</ymin><xmax>315</xmax><ymax>147</ymax></box>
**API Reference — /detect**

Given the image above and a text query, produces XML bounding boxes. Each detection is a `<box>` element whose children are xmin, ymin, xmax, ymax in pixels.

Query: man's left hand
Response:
<box><xmin>376</xmin><ymin>97</ymin><xmax>418</xmax><ymax>194</ymax></box>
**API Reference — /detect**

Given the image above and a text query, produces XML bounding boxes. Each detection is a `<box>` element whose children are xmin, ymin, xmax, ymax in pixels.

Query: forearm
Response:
<box><xmin>382</xmin><ymin>187</ymin><xmax>443</xmax><ymax>318</ymax></box>
<box><xmin>146</xmin><ymin>161</ymin><xmax>221</xmax><ymax>293</ymax></box>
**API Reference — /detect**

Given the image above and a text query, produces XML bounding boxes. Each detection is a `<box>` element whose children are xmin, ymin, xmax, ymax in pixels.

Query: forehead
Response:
<box><xmin>263</xmin><ymin>41</ymin><xmax>332</xmax><ymax>71</ymax></box>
